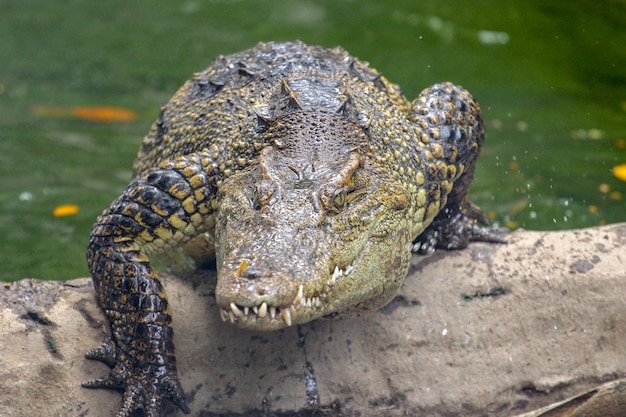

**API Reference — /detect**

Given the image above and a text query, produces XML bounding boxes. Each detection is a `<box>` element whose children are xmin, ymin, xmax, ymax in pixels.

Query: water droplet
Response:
<box><xmin>19</xmin><ymin>192</ymin><xmax>33</xmax><ymax>202</ymax></box>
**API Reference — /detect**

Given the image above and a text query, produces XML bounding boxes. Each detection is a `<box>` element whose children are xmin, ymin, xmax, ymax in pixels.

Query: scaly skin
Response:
<box><xmin>84</xmin><ymin>41</ymin><xmax>504</xmax><ymax>416</ymax></box>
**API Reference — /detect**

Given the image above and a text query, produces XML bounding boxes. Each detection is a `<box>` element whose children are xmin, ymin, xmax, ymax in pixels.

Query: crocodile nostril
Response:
<box><xmin>240</xmin><ymin>266</ymin><xmax>271</xmax><ymax>280</ymax></box>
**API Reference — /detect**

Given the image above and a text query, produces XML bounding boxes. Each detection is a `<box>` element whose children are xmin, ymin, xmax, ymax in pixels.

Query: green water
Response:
<box><xmin>1</xmin><ymin>0</ymin><xmax>625</xmax><ymax>281</ymax></box>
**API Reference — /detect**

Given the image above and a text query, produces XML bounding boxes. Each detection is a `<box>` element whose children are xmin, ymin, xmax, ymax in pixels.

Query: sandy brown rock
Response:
<box><xmin>1</xmin><ymin>224</ymin><xmax>625</xmax><ymax>417</ymax></box>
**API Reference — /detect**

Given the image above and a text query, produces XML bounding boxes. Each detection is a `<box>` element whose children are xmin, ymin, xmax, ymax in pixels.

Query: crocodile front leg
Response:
<box><xmin>83</xmin><ymin>151</ymin><xmax>216</xmax><ymax>417</ymax></box>
<box><xmin>409</xmin><ymin>83</ymin><xmax>506</xmax><ymax>254</ymax></box>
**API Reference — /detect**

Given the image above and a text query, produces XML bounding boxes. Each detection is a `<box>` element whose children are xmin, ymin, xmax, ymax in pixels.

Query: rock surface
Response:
<box><xmin>1</xmin><ymin>224</ymin><xmax>625</xmax><ymax>417</ymax></box>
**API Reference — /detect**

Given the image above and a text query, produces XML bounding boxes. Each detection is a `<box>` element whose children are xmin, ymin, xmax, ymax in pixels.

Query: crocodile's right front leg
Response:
<box><xmin>83</xmin><ymin>151</ymin><xmax>216</xmax><ymax>417</ymax></box>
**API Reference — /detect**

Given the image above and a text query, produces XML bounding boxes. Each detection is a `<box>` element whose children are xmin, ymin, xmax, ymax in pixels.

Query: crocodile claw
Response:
<box><xmin>85</xmin><ymin>339</ymin><xmax>117</xmax><ymax>367</ymax></box>
<box><xmin>115</xmin><ymin>373</ymin><xmax>190</xmax><ymax>417</ymax></box>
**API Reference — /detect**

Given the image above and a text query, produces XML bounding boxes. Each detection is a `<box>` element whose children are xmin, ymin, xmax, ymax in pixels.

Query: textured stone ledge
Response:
<box><xmin>1</xmin><ymin>223</ymin><xmax>625</xmax><ymax>417</ymax></box>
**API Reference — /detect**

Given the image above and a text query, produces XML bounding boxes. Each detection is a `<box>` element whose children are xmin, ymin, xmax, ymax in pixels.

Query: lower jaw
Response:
<box><xmin>218</xmin><ymin>303</ymin><xmax>324</xmax><ymax>331</ymax></box>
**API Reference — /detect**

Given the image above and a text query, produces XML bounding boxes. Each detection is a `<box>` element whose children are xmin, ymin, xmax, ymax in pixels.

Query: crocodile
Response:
<box><xmin>83</xmin><ymin>41</ymin><xmax>504</xmax><ymax>416</ymax></box>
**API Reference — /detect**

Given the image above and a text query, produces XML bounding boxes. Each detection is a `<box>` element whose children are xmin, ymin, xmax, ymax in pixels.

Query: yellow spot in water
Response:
<box><xmin>587</xmin><ymin>205</ymin><xmax>598</xmax><ymax>214</ymax></box>
<box><xmin>53</xmin><ymin>204</ymin><xmax>79</xmax><ymax>217</ymax></box>
<box><xmin>610</xmin><ymin>191</ymin><xmax>622</xmax><ymax>200</ymax></box>
<box><xmin>33</xmin><ymin>105</ymin><xmax>137</xmax><ymax>122</ymax></box>
<box><xmin>598</xmin><ymin>183</ymin><xmax>610</xmax><ymax>194</ymax></box>
<box><xmin>570</xmin><ymin>128</ymin><xmax>604</xmax><ymax>140</ymax></box>
<box><xmin>71</xmin><ymin>106</ymin><xmax>137</xmax><ymax>122</ymax></box>
<box><xmin>503</xmin><ymin>220</ymin><xmax>519</xmax><ymax>229</ymax></box>
<box><xmin>612</xmin><ymin>164</ymin><xmax>626</xmax><ymax>182</ymax></box>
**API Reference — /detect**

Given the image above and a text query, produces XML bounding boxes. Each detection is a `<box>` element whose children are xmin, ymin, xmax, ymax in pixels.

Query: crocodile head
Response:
<box><xmin>214</xmin><ymin>112</ymin><xmax>413</xmax><ymax>330</ymax></box>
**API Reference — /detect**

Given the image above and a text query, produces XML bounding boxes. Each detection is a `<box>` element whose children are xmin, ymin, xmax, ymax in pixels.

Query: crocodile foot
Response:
<box><xmin>83</xmin><ymin>339</ymin><xmax>190</xmax><ymax>417</ymax></box>
<box><xmin>413</xmin><ymin>200</ymin><xmax>507</xmax><ymax>254</ymax></box>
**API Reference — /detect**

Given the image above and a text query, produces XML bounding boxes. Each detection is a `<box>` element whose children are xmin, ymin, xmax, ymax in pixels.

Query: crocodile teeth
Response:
<box><xmin>333</xmin><ymin>265</ymin><xmax>342</xmax><ymax>279</ymax></box>
<box><xmin>230</xmin><ymin>302</ymin><xmax>244</xmax><ymax>317</ymax></box>
<box><xmin>220</xmin><ymin>279</ymin><xmax>337</xmax><ymax>325</ymax></box>
<box><xmin>328</xmin><ymin>267</ymin><xmax>339</xmax><ymax>286</ymax></box>
<box><xmin>281</xmin><ymin>307</ymin><xmax>292</xmax><ymax>326</ymax></box>
<box><xmin>293</xmin><ymin>284</ymin><xmax>304</xmax><ymax>306</ymax></box>
<box><xmin>330</xmin><ymin>261</ymin><xmax>357</xmax><ymax>286</ymax></box>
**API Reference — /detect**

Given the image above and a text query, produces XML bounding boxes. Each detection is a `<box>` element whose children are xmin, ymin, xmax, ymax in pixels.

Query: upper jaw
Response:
<box><xmin>215</xmin><ymin>256</ymin><xmax>359</xmax><ymax>330</ymax></box>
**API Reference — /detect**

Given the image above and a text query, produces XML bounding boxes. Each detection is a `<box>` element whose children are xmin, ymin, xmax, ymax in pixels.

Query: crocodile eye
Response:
<box><xmin>319</xmin><ymin>185</ymin><xmax>347</xmax><ymax>214</ymax></box>
<box><xmin>333</xmin><ymin>191</ymin><xmax>346</xmax><ymax>209</ymax></box>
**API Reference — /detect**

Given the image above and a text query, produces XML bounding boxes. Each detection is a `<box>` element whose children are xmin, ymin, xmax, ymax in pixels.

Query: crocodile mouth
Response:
<box><xmin>218</xmin><ymin>261</ymin><xmax>356</xmax><ymax>328</ymax></box>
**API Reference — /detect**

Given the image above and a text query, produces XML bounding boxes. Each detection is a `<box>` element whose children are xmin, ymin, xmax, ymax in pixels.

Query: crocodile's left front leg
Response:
<box><xmin>83</xmin><ymin>151</ymin><xmax>216</xmax><ymax>417</ymax></box>
<box><xmin>409</xmin><ymin>83</ymin><xmax>507</xmax><ymax>254</ymax></box>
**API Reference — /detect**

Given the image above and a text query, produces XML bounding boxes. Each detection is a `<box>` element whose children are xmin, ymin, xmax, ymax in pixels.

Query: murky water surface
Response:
<box><xmin>1</xmin><ymin>1</ymin><xmax>624</xmax><ymax>280</ymax></box>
